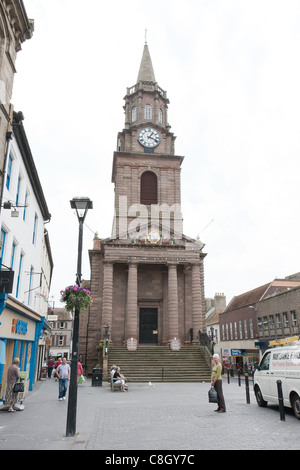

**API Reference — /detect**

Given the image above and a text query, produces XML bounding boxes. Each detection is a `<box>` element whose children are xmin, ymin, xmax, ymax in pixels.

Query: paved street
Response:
<box><xmin>0</xmin><ymin>376</ymin><xmax>299</xmax><ymax>452</ymax></box>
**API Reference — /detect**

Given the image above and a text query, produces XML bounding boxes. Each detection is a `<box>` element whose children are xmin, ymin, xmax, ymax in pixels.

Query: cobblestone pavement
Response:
<box><xmin>0</xmin><ymin>377</ymin><xmax>299</xmax><ymax>452</ymax></box>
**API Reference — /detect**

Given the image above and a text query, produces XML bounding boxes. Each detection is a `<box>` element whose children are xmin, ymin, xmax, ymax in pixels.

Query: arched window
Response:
<box><xmin>132</xmin><ymin>107</ymin><xmax>137</xmax><ymax>122</ymax></box>
<box><xmin>144</xmin><ymin>104</ymin><xmax>152</xmax><ymax>120</ymax></box>
<box><xmin>140</xmin><ymin>171</ymin><xmax>157</xmax><ymax>205</ymax></box>
<box><xmin>158</xmin><ymin>108</ymin><xmax>163</xmax><ymax>124</ymax></box>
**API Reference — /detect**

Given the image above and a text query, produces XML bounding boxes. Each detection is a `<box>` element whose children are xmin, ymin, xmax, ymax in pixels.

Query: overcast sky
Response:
<box><xmin>11</xmin><ymin>0</ymin><xmax>300</xmax><ymax>308</ymax></box>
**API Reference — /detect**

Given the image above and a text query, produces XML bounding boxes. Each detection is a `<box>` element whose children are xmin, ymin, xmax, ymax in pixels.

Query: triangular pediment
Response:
<box><xmin>100</xmin><ymin>221</ymin><xmax>204</xmax><ymax>251</ymax></box>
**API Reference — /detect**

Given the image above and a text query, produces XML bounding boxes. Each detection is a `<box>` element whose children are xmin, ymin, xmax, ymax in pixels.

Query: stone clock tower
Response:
<box><xmin>79</xmin><ymin>43</ymin><xmax>207</xmax><ymax>370</ymax></box>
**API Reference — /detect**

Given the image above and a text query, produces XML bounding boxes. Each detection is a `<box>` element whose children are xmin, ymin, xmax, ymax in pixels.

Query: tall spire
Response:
<box><xmin>137</xmin><ymin>42</ymin><xmax>156</xmax><ymax>83</ymax></box>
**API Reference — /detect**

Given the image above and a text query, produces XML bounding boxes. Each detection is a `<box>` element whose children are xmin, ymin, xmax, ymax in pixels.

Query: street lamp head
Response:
<box><xmin>70</xmin><ymin>197</ymin><xmax>93</xmax><ymax>222</ymax></box>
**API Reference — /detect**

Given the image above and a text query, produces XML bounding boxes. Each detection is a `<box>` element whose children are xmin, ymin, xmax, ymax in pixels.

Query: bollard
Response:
<box><xmin>277</xmin><ymin>380</ymin><xmax>285</xmax><ymax>421</ymax></box>
<box><xmin>238</xmin><ymin>370</ymin><xmax>241</xmax><ymax>387</ymax></box>
<box><xmin>245</xmin><ymin>373</ymin><xmax>250</xmax><ymax>404</ymax></box>
<box><xmin>227</xmin><ymin>368</ymin><xmax>230</xmax><ymax>384</ymax></box>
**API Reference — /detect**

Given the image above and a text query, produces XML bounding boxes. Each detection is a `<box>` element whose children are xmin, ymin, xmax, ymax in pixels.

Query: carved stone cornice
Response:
<box><xmin>2</xmin><ymin>0</ymin><xmax>34</xmax><ymax>51</ymax></box>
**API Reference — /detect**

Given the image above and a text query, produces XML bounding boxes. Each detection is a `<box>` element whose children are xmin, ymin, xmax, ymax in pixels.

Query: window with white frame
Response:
<box><xmin>23</xmin><ymin>192</ymin><xmax>28</xmax><ymax>221</ymax></box>
<box><xmin>16</xmin><ymin>174</ymin><xmax>22</xmax><ymax>206</ymax></box>
<box><xmin>244</xmin><ymin>319</ymin><xmax>248</xmax><ymax>339</ymax></box>
<box><xmin>291</xmin><ymin>311</ymin><xmax>297</xmax><ymax>330</ymax></box>
<box><xmin>6</xmin><ymin>154</ymin><xmax>13</xmax><ymax>190</ymax></box>
<box><xmin>258</xmin><ymin>318</ymin><xmax>262</xmax><ymax>332</ymax></box>
<box><xmin>249</xmin><ymin>318</ymin><xmax>254</xmax><ymax>338</ymax></box>
<box><xmin>28</xmin><ymin>265</ymin><xmax>34</xmax><ymax>305</ymax></box>
<box><xmin>32</xmin><ymin>213</ymin><xmax>38</xmax><ymax>244</ymax></box>
<box><xmin>158</xmin><ymin>108</ymin><xmax>163</xmax><ymax>124</ymax></box>
<box><xmin>0</xmin><ymin>227</ymin><xmax>6</xmax><ymax>264</ymax></box>
<box><xmin>10</xmin><ymin>240</ymin><xmax>17</xmax><ymax>270</ymax></box>
<box><xmin>276</xmin><ymin>313</ymin><xmax>282</xmax><ymax>329</ymax></box>
<box><xmin>144</xmin><ymin>104</ymin><xmax>152</xmax><ymax>120</ymax></box>
<box><xmin>132</xmin><ymin>107</ymin><xmax>137</xmax><ymax>122</ymax></box>
<box><xmin>16</xmin><ymin>252</ymin><xmax>23</xmax><ymax>298</ymax></box>
<box><xmin>282</xmin><ymin>312</ymin><xmax>289</xmax><ymax>328</ymax></box>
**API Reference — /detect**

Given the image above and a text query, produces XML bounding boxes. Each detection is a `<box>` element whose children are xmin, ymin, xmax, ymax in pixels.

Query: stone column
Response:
<box><xmin>126</xmin><ymin>262</ymin><xmax>138</xmax><ymax>340</ymax></box>
<box><xmin>192</xmin><ymin>263</ymin><xmax>203</xmax><ymax>336</ymax></box>
<box><xmin>168</xmin><ymin>263</ymin><xmax>179</xmax><ymax>339</ymax></box>
<box><xmin>102</xmin><ymin>262</ymin><xmax>113</xmax><ymax>333</ymax></box>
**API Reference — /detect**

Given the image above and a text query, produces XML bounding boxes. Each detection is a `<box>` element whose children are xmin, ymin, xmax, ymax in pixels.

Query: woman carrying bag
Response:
<box><xmin>5</xmin><ymin>357</ymin><xmax>20</xmax><ymax>412</ymax></box>
<box><xmin>211</xmin><ymin>354</ymin><xmax>226</xmax><ymax>413</ymax></box>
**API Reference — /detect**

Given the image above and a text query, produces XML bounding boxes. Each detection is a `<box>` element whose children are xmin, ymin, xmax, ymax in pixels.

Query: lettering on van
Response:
<box><xmin>273</xmin><ymin>352</ymin><xmax>290</xmax><ymax>360</ymax></box>
<box><xmin>272</xmin><ymin>351</ymin><xmax>300</xmax><ymax>368</ymax></box>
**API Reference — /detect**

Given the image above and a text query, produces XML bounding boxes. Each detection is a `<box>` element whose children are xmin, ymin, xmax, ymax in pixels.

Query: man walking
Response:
<box><xmin>57</xmin><ymin>357</ymin><xmax>70</xmax><ymax>400</ymax></box>
<box><xmin>47</xmin><ymin>357</ymin><xmax>55</xmax><ymax>378</ymax></box>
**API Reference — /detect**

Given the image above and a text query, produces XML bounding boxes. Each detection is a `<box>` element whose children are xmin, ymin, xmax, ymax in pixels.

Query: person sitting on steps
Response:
<box><xmin>113</xmin><ymin>366</ymin><xmax>127</xmax><ymax>392</ymax></box>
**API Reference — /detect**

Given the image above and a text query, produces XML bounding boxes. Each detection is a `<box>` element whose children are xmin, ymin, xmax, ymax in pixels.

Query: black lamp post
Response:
<box><xmin>66</xmin><ymin>197</ymin><xmax>93</xmax><ymax>437</ymax></box>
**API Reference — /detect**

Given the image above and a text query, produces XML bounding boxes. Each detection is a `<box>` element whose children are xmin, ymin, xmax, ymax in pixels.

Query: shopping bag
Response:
<box><xmin>208</xmin><ymin>386</ymin><xmax>218</xmax><ymax>403</ymax></box>
<box><xmin>13</xmin><ymin>382</ymin><xmax>24</xmax><ymax>393</ymax></box>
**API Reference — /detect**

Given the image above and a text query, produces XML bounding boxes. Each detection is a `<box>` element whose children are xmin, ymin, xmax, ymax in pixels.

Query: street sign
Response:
<box><xmin>0</xmin><ymin>270</ymin><xmax>14</xmax><ymax>293</ymax></box>
<box><xmin>269</xmin><ymin>336</ymin><xmax>299</xmax><ymax>346</ymax></box>
<box><xmin>47</xmin><ymin>315</ymin><xmax>58</xmax><ymax>321</ymax></box>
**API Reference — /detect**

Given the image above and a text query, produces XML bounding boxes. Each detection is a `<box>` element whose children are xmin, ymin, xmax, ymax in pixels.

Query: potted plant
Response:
<box><xmin>60</xmin><ymin>285</ymin><xmax>93</xmax><ymax>313</ymax></box>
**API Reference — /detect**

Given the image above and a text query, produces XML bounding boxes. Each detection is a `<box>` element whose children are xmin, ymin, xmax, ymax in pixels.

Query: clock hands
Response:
<box><xmin>138</xmin><ymin>128</ymin><xmax>161</xmax><ymax>148</ymax></box>
<box><xmin>149</xmin><ymin>131</ymin><xmax>159</xmax><ymax>143</ymax></box>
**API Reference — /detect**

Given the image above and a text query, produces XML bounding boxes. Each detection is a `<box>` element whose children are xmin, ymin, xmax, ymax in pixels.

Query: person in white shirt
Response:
<box><xmin>57</xmin><ymin>357</ymin><xmax>70</xmax><ymax>400</ymax></box>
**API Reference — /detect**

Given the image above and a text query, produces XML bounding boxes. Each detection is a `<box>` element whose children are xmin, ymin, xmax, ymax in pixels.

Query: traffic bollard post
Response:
<box><xmin>277</xmin><ymin>380</ymin><xmax>285</xmax><ymax>421</ymax></box>
<box><xmin>245</xmin><ymin>373</ymin><xmax>250</xmax><ymax>404</ymax></box>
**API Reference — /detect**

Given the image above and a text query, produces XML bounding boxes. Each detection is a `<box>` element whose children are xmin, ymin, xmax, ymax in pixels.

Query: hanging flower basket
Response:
<box><xmin>60</xmin><ymin>285</ymin><xmax>93</xmax><ymax>312</ymax></box>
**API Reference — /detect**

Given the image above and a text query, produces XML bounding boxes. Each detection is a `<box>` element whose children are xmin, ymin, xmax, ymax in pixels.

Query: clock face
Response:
<box><xmin>147</xmin><ymin>231</ymin><xmax>160</xmax><ymax>244</ymax></box>
<box><xmin>138</xmin><ymin>128</ymin><xmax>161</xmax><ymax>148</ymax></box>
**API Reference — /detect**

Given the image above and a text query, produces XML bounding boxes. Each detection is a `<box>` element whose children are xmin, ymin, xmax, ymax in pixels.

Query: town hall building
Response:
<box><xmin>79</xmin><ymin>42</ymin><xmax>207</xmax><ymax>372</ymax></box>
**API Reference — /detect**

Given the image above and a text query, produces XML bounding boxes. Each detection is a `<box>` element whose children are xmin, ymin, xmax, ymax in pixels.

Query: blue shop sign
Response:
<box><xmin>231</xmin><ymin>349</ymin><xmax>243</xmax><ymax>356</ymax></box>
<box><xmin>12</xmin><ymin>318</ymin><xmax>28</xmax><ymax>335</ymax></box>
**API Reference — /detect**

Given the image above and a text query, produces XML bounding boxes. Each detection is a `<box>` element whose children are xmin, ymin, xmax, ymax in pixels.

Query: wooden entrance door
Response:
<box><xmin>139</xmin><ymin>308</ymin><xmax>158</xmax><ymax>343</ymax></box>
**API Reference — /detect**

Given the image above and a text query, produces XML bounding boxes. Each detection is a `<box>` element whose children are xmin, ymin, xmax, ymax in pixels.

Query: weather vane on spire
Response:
<box><xmin>145</xmin><ymin>29</ymin><xmax>147</xmax><ymax>44</ymax></box>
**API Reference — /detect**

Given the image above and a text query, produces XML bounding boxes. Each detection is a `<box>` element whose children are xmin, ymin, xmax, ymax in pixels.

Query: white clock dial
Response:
<box><xmin>138</xmin><ymin>128</ymin><xmax>161</xmax><ymax>148</ymax></box>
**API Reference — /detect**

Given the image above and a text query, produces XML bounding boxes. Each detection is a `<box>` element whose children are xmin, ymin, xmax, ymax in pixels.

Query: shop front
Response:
<box><xmin>0</xmin><ymin>296</ymin><xmax>46</xmax><ymax>401</ymax></box>
<box><xmin>222</xmin><ymin>348</ymin><xmax>259</xmax><ymax>374</ymax></box>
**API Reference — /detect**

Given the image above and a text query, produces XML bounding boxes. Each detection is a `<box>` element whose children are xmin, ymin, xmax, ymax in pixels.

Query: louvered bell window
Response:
<box><xmin>140</xmin><ymin>171</ymin><xmax>157</xmax><ymax>204</ymax></box>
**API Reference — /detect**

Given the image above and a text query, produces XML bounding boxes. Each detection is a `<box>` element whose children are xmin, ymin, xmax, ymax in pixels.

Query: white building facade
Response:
<box><xmin>0</xmin><ymin>111</ymin><xmax>53</xmax><ymax>398</ymax></box>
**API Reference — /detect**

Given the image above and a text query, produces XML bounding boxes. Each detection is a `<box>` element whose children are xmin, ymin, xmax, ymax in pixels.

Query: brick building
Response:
<box><xmin>256</xmin><ymin>283</ymin><xmax>300</xmax><ymax>351</ymax></box>
<box><xmin>79</xmin><ymin>43</ymin><xmax>206</xmax><ymax>371</ymax></box>
<box><xmin>48</xmin><ymin>308</ymin><xmax>73</xmax><ymax>360</ymax></box>
<box><xmin>219</xmin><ymin>277</ymin><xmax>300</xmax><ymax>371</ymax></box>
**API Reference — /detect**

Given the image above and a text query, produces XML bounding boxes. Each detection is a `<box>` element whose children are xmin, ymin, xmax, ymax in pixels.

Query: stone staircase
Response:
<box><xmin>107</xmin><ymin>345</ymin><xmax>211</xmax><ymax>382</ymax></box>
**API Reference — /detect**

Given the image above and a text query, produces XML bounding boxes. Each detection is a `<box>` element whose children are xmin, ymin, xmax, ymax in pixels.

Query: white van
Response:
<box><xmin>254</xmin><ymin>343</ymin><xmax>300</xmax><ymax>419</ymax></box>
